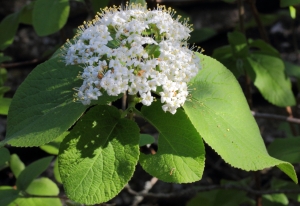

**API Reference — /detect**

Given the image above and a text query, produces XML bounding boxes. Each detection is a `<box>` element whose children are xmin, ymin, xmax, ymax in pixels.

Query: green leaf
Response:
<box><xmin>262</xmin><ymin>194</ymin><xmax>289</xmax><ymax>206</ymax></box>
<box><xmin>0</xmin><ymin>147</ymin><xmax>10</xmax><ymax>168</ymax></box>
<box><xmin>212</xmin><ymin>45</ymin><xmax>243</xmax><ymax>78</ymax></box>
<box><xmin>91</xmin><ymin>0</ymin><xmax>110</xmax><ymax>13</ymax></box>
<box><xmin>17</xmin><ymin>156</ymin><xmax>53</xmax><ymax>191</ymax></box>
<box><xmin>0</xmin><ymin>12</ymin><xmax>20</xmax><ymax>50</ymax></box>
<box><xmin>183</xmin><ymin>54</ymin><xmax>297</xmax><ymax>183</ymax></box>
<box><xmin>246</xmin><ymin>53</ymin><xmax>295</xmax><ymax>107</ymax></box>
<box><xmin>187</xmin><ymin>189</ymin><xmax>251</xmax><ymax>206</ymax></box>
<box><xmin>0</xmin><ymin>67</ymin><xmax>8</xmax><ymax>84</ymax></box>
<box><xmin>0</xmin><ymin>97</ymin><xmax>11</xmax><ymax>115</ymax></box>
<box><xmin>280</xmin><ymin>0</ymin><xmax>300</xmax><ymax>7</ymax></box>
<box><xmin>285</xmin><ymin>61</ymin><xmax>300</xmax><ymax>79</ymax></box>
<box><xmin>0</xmin><ymin>186</ymin><xmax>19</xmax><ymax>206</ymax></box>
<box><xmin>139</xmin><ymin>134</ymin><xmax>155</xmax><ymax>146</ymax></box>
<box><xmin>139</xmin><ymin>101</ymin><xmax>205</xmax><ymax>183</ymax></box>
<box><xmin>19</xmin><ymin>2</ymin><xmax>34</xmax><ymax>25</ymax></box>
<box><xmin>145</xmin><ymin>44</ymin><xmax>160</xmax><ymax>58</ymax></box>
<box><xmin>189</xmin><ymin>28</ymin><xmax>216</xmax><ymax>43</ymax></box>
<box><xmin>40</xmin><ymin>132</ymin><xmax>69</xmax><ymax>155</ymax></box>
<box><xmin>32</xmin><ymin>0</ymin><xmax>70</xmax><ymax>36</ymax></box>
<box><xmin>248</xmin><ymin>39</ymin><xmax>280</xmax><ymax>57</ymax></box>
<box><xmin>53</xmin><ymin>158</ymin><xmax>62</xmax><ymax>184</ymax></box>
<box><xmin>11</xmin><ymin>178</ymin><xmax>62</xmax><ymax>206</ymax></box>
<box><xmin>0</xmin><ymin>53</ymin><xmax>12</xmax><ymax>64</ymax></box>
<box><xmin>10</xmin><ymin>154</ymin><xmax>25</xmax><ymax>178</ymax></box>
<box><xmin>129</xmin><ymin>0</ymin><xmax>146</xmax><ymax>6</ymax></box>
<box><xmin>58</xmin><ymin>105</ymin><xmax>140</xmax><ymax>204</ymax></box>
<box><xmin>289</xmin><ymin>6</ymin><xmax>297</xmax><ymax>19</ymax></box>
<box><xmin>0</xmin><ymin>86</ymin><xmax>10</xmax><ymax>97</ymax></box>
<box><xmin>268</xmin><ymin>137</ymin><xmax>300</xmax><ymax>164</ymax></box>
<box><xmin>270</xmin><ymin>178</ymin><xmax>300</xmax><ymax>201</ymax></box>
<box><xmin>227</xmin><ymin>31</ymin><xmax>249</xmax><ymax>58</ymax></box>
<box><xmin>2</xmin><ymin>53</ymin><xmax>121</xmax><ymax>147</ymax></box>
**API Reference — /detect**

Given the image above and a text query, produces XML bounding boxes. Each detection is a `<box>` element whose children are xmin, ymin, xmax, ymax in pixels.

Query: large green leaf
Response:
<box><xmin>2</xmin><ymin>54</ymin><xmax>121</xmax><ymax>147</ymax></box>
<box><xmin>32</xmin><ymin>0</ymin><xmax>70</xmax><ymax>36</ymax></box>
<box><xmin>0</xmin><ymin>186</ymin><xmax>19</xmax><ymax>206</ymax></box>
<box><xmin>11</xmin><ymin>178</ymin><xmax>61</xmax><ymax>206</ymax></box>
<box><xmin>183</xmin><ymin>54</ymin><xmax>297</xmax><ymax>183</ymax></box>
<box><xmin>0</xmin><ymin>12</ymin><xmax>20</xmax><ymax>50</ymax></box>
<box><xmin>246</xmin><ymin>53</ymin><xmax>295</xmax><ymax>107</ymax></box>
<box><xmin>139</xmin><ymin>102</ymin><xmax>205</xmax><ymax>183</ymax></box>
<box><xmin>268</xmin><ymin>137</ymin><xmax>300</xmax><ymax>164</ymax></box>
<box><xmin>17</xmin><ymin>156</ymin><xmax>53</xmax><ymax>191</ymax></box>
<box><xmin>58</xmin><ymin>105</ymin><xmax>140</xmax><ymax>204</ymax></box>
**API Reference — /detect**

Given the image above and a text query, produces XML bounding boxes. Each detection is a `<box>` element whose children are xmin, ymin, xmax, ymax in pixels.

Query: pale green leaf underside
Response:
<box><xmin>140</xmin><ymin>102</ymin><xmax>205</xmax><ymax>183</ymax></box>
<box><xmin>33</xmin><ymin>0</ymin><xmax>70</xmax><ymax>36</ymax></box>
<box><xmin>3</xmin><ymin>55</ymin><xmax>120</xmax><ymax>147</ymax></box>
<box><xmin>183</xmin><ymin>54</ymin><xmax>297</xmax><ymax>183</ymax></box>
<box><xmin>247</xmin><ymin>53</ymin><xmax>295</xmax><ymax>107</ymax></box>
<box><xmin>10</xmin><ymin>154</ymin><xmax>25</xmax><ymax>178</ymax></box>
<box><xmin>58</xmin><ymin>105</ymin><xmax>140</xmax><ymax>204</ymax></box>
<box><xmin>40</xmin><ymin>132</ymin><xmax>69</xmax><ymax>155</ymax></box>
<box><xmin>11</xmin><ymin>178</ymin><xmax>61</xmax><ymax>206</ymax></box>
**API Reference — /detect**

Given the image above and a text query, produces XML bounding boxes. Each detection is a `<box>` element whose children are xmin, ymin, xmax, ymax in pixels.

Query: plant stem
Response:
<box><xmin>246</xmin><ymin>0</ymin><xmax>269</xmax><ymax>43</ymax></box>
<box><xmin>252</xmin><ymin>110</ymin><xmax>300</xmax><ymax>124</ymax></box>
<box><xmin>238</xmin><ymin>0</ymin><xmax>253</xmax><ymax>108</ymax></box>
<box><xmin>127</xmin><ymin>95</ymin><xmax>137</xmax><ymax>120</ymax></box>
<box><xmin>254</xmin><ymin>171</ymin><xmax>262</xmax><ymax>206</ymax></box>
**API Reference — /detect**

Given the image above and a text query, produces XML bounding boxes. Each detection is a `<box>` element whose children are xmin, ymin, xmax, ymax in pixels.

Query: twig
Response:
<box><xmin>237</xmin><ymin>0</ymin><xmax>253</xmax><ymax>108</ymax></box>
<box><xmin>130</xmin><ymin>177</ymin><xmax>158</xmax><ymax>206</ymax></box>
<box><xmin>126</xmin><ymin>184</ymin><xmax>300</xmax><ymax>199</ymax></box>
<box><xmin>254</xmin><ymin>172</ymin><xmax>262</xmax><ymax>206</ymax></box>
<box><xmin>286</xmin><ymin>106</ymin><xmax>298</xmax><ymax>136</ymax></box>
<box><xmin>251</xmin><ymin>111</ymin><xmax>300</xmax><ymax>124</ymax></box>
<box><xmin>0</xmin><ymin>58</ymin><xmax>43</xmax><ymax>69</ymax></box>
<box><xmin>246</xmin><ymin>0</ymin><xmax>269</xmax><ymax>43</ymax></box>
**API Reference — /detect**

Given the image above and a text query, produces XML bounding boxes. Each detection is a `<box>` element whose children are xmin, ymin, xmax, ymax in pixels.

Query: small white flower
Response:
<box><xmin>63</xmin><ymin>3</ymin><xmax>201</xmax><ymax>114</ymax></box>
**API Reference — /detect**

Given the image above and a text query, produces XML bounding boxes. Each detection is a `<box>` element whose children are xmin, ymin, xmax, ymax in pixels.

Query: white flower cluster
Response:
<box><xmin>63</xmin><ymin>3</ymin><xmax>201</xmax><ymax>114</ymax></box>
